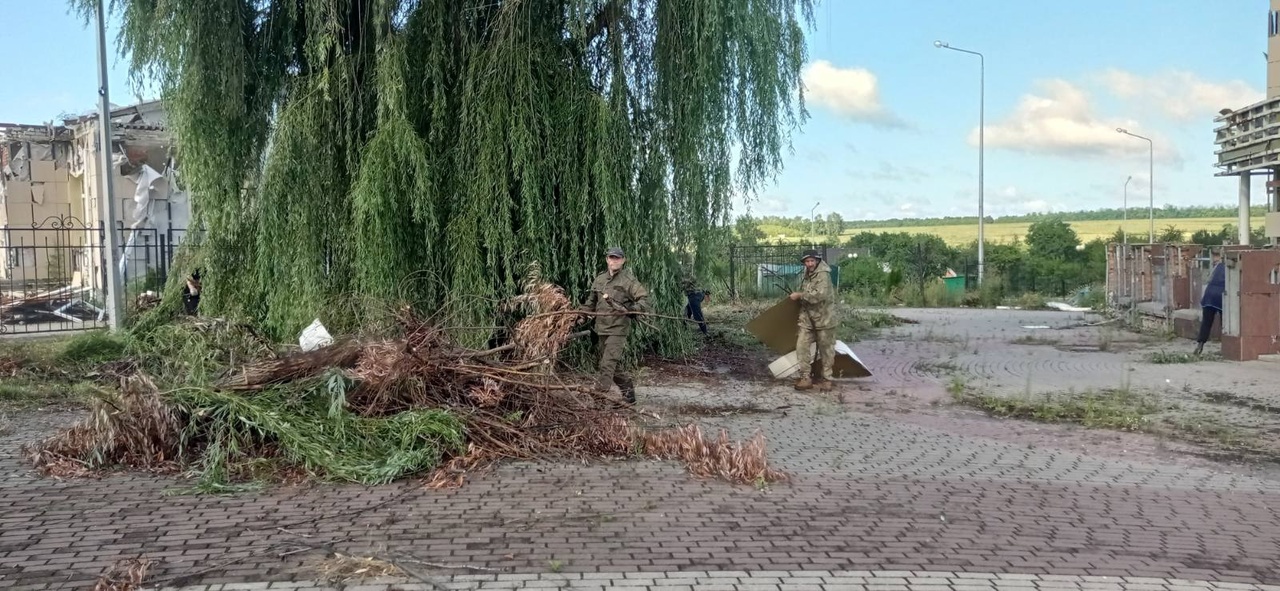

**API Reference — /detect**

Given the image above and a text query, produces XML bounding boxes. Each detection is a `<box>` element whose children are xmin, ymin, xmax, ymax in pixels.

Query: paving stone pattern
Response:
<box><xmin>157</xmin><ymin>571</ymin><xmax>1280</xmax><ymax>591</ymax></box>
<box><xmin>2</xmin><ymin>310</ymin><xmax>1280</xmax><ymax>590</ymax></box>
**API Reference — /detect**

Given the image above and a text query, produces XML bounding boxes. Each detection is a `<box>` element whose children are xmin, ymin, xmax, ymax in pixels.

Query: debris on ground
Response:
<box><xmin>318</xmin><ymin>553</ymin><xmax>402</xmax><ymax>583</ymax></box>
<box><xmin>92</xmin><ymin>557</ymin><xmax>153</xmax><ymax>591</ymax></box>
<box><xmin>23</xmin><ymin>270</ymin><xmax>786</xmax><ymax>489</ymax></box>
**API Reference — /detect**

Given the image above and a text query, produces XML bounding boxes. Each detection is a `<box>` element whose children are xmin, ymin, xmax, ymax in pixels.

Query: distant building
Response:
<box><xmin>1211</xmin><ymin>0</ymin><xmax>1280</xmax><ymax>246</ymax></box>
<box><xmin>0</xmin><ymin>100</ymin><xmax>190</xmax><ymax>292</ymax></box>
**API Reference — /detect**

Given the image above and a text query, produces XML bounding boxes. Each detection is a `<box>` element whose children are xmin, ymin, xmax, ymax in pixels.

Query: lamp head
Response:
<box><xmin>1116</xmin><ymin>127</ymin><xmax>1127</xmax><ymax>134</ymax></box>
<box><xmin>934</xmin><ymin>40</ymin><xmax>947</xmax><ymax>48</ymax></box>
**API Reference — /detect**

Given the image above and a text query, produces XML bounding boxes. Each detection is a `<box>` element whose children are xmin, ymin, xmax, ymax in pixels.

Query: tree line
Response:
<box><xmin>749</xmin><ymin>204</ymin><xmax>1270</xmax><ymax>235</ymax></box>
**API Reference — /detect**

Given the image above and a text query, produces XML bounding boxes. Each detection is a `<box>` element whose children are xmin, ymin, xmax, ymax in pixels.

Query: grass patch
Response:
<box><xmin>1011</xmin><ymin>334</ymin><xmax>1060</xmax><ymax>346</ymax></box>
<box><xmin>1147</xmin><ymin>350</ymin><xmax>1217</xmax><ymax>364</ymax></box>
<box><xmin>56</xmin><ymin>331</ymin><xmax>128</xmax><ymax>365</ymax></box>
<box><xmin>915</xmin><ymin>359</ymin><xmax>961</xmax><ymax>376</ymax></box>
<box><xmin>1201</xmin><ymin>391</ymin><xmax>1280</xmax><ymax>414</ymax></box>
<box><xmin>0</xmin><ymin>377</ymin><xmax>97</xmax><ymax>410</ymax></box>
<box><xmin>837</xmin><ymin>310</ymin><xmax>907</xmax><ymax>342</ymax></box>
<box><xmin>1165</xmin><ymin>415</ymin><xmax>1257</xmax><ymax>449</ymax></box>
<box><xmin>952</xmin><ymin>387</ymin><xmax>1164</xmax><ymax>431</ymax></box>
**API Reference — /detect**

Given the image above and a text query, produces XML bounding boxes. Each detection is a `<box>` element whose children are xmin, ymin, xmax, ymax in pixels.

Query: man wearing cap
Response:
<box><xmin>579</xmin><ymin>247</ymin><xmax>652</xmax><ymax>403</ymax></box>
<box><xmin>789</xmin><ymin>249</ymin><xmax>837</xmax><ymax>391</ymax></box>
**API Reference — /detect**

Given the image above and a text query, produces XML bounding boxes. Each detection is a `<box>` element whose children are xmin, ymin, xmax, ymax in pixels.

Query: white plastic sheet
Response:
<box><xmin>299</xmin><ymin>319</ymin><xmax>334</xmax><ymax>352</ymax></box>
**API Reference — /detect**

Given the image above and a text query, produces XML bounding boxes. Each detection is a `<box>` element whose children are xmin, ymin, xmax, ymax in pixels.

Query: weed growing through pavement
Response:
<box><xmin>951</xmin><ymin>387</ymin><xmax>1165</xmax><ymax>431</ymax></box>
<box><xmin>1146</xmin><ymin>350</ymin><xmax>1220</xmax><ymax>364</ymax></box>
<box><xmin>1010</xmin><ymin>334</ymin><xmax>1060</xmax><ymax>346</ymax></box>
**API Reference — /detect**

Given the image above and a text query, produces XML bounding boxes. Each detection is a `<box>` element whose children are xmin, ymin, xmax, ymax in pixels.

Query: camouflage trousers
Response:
<box><xmin>594</xmin><ymin>334</ymin><xmax>635</xmax><ymax>396</ymax></box>
<box><xmin>796</xmin><ymin>323</ymin><xmax>835</xmax><ymax>381</ymax></box>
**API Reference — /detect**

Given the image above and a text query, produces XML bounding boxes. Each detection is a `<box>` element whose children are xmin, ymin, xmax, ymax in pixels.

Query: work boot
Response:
<box><xmin>815</xmin><ymin>380</ymin><xmax>834</xmax><ymax>392</ymax></box>
<box><xmin>1194</xmin><ymin>342</ymin><xmax>1205</xmax><ymax>356</ymax></box>
<box><xmin>794</xmin><ymin>378</ymin><xmax>813</xmax><ymax>391</ymax></box>
<box><xmin>616</xmin><ymin>378</ymin><xmax>637</xmax><ymax>404</ymax></box>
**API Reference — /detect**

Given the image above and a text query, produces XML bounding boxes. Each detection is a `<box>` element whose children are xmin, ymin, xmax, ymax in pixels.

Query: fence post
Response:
<box><xmin>728</xmin><ymin>244</ymin><xmax>737</xmax><ymax>300</ymax></box>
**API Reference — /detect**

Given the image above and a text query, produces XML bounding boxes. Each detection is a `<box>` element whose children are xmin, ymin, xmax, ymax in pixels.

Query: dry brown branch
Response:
<box><xmin>319</xmin><ymin>553</ymin><xmax>403</xmax><ymax>583</ymax></box>
<box><xmin>92</xmin><ymin>557</ymin><xmax>153</xmax><ymax>591</ymax></box>
<box><xmin>26</xmin><ymin>275</ymin><xmax>787</xmax><ymax>489</ymax></box>
<box><xmin>26</xmin><ymin>375</ymin><xmax>180</xmax><ymax>477</ymax></box>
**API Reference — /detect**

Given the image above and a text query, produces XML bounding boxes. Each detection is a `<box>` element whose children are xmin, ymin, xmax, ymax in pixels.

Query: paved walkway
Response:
<box><xmin>159</xmin><ymin>571</ymin><xmax>1280</xmax><ymax>591</ymax></box>
<box><xmin>2</xmin><ymin>309</ymin><xmax>1280</xmax><ymax>590</ymax></box>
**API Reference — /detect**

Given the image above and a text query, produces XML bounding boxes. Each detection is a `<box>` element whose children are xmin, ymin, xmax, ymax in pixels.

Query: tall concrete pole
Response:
<box><xmin>95</xmin><ymin>0</ymin><xmax>125</xmax><ymax>331</ymax></box>
<box><xmin>1239</xmin><ymin>174</ymin><xmax>1251</xmax><ymax>246</ymax></box>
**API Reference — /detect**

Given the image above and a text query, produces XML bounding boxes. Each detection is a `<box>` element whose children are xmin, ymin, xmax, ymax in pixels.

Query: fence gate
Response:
<box><xmin>728</xmin><ymin>244</ymin><xmax>834</xmax><ymax>300</ymax></box>
<box><xmin>1</xmin><ymin>216</ymin><xmax>183</xmax><ymax>335</ymax></box>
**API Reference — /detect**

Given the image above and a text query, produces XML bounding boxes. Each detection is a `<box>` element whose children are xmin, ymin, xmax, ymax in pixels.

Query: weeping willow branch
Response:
<box><xmin>86</xmin><ymin>0</ymin><xmax>815</xmax><ymax>353</ymax></box>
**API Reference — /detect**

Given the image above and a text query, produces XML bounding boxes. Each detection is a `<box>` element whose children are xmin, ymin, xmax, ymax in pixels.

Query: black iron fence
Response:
<box><xmin>727</xmin><ymin>244</ymin><xmax>842</xmax><ymax>299</ymax></box>
<box><xmin>1</xmin><ymin>216</ymin><xmax>186</xmax><ymax>335</ymax></box>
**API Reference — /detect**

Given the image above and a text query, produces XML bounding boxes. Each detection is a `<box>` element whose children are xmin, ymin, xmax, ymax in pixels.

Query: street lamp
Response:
<box><xmin>810</xmin><ymin>202</ymin><xmax>821</xmax><ymax>238</ymax></box>
<box><xmin>1116</xmin><ymin>128</ymin><xmax>1154</xmax><ymax>243</ymax></box>
<box><xmin>95</xmin><ymin>0</ymin><xmax>125</xmax><ymax>331</ymax></box>
<box><xmin>1123</xmin><ymin>175</ymin><xmax>1132</xmax><ymax>245</ymax></box>
<box><xmin>935</xmin><ymin>40</ymin><xmax>985</xmax><ymax>284</ymax></box>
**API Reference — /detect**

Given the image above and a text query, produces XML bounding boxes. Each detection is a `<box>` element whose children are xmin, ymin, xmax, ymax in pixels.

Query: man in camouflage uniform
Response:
<box><xmin>789</xmin><ymin>249</ymin><xmax>836</xmax><ymax>391</ymax></box>
<box><xmin>580</xmin><ymin>247</ymin><xmax>651</xmax><ymax>403</ymax></box>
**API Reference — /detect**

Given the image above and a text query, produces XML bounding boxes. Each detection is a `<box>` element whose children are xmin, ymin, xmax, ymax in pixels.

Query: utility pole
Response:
<box><xmin>935</xmin><ymin>40</ymin><xmax>985</xmax><ymax>283</ymax></box>
<box><xmin>95</xmin><ymin>0</ymin><xmax>125</xmax><ymax>331</ymax></box>
<box><xmin>1116</xmin><ymin>128</ymin><xmax>1154</xmax><ymax>243</ymax></box>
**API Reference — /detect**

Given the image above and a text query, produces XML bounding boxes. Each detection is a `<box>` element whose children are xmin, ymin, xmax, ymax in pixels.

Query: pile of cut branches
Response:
<box><xmin>24</xmin><ymin>274</ymin><xmax>786</xmax><ymax>488</ymax></box>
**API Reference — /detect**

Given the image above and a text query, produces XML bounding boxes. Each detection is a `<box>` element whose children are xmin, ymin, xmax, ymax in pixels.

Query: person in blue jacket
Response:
<box><xmin>1195</xmin><ymin>251</ymin><xmax>1225</xmax><ymax>355</ymax></box>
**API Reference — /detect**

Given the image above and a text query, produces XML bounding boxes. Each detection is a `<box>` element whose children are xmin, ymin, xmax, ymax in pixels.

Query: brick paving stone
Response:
<box><xmin>8</xmin><ymin>313</ymin><xmax>1280</xmax><ymax>589</ymax></box>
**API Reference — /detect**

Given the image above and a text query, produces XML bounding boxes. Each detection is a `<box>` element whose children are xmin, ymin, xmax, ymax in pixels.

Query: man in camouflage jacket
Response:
<box><xmin>789</xmin><ymin>249</ymin><xmax>836</xmax><ymax>391</ymax></box>
<box><xmin>579</xmin><ymin>247</ymin><xmax>651</xmax><ymax>403</ymax></box>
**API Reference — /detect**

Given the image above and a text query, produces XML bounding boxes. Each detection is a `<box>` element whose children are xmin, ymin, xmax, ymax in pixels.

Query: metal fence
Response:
<box><xmin>1</xmin><ymin>216</ymin><xmax>186</xmax><ymax>335</ymax></box>
<box><xmin>727</xmin><ymin>244</ymin><xmax>841</xmax><ymax>299</ymax></box>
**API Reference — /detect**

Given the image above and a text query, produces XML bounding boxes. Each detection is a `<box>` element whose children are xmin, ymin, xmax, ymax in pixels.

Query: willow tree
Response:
<box><xmin>83</xmin><ymin>0</ymin><xmax>814</xmax><ymax>347</ymax></box>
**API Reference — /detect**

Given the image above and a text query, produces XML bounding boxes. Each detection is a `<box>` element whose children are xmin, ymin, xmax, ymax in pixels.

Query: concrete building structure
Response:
<box><xmin>0</xmin><ymin>100</ymin><xmax>189</xmax><ymax>294</ymax></box>
<box><xmin>1212</xmin><ymin>0</ymin><xmax>1280</xmax><ymax>247</ymax></box>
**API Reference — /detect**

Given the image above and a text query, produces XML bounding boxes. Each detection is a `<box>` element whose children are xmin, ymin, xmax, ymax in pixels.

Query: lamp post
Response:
<box><xmin>1123</xmin><ymin>175</ymin><xmax>1132</xmax><ymax>245</ymax></box>
<box><xmin>811</xmin><ymin>202</ymin><xmax>821</xmax><ymax>239</ymax></box>
<box><xmin>935</xmin><ymin>40</ymin><xmax>984</xmax><ymax>284</ymax></box>
<box><xmin>1116</xmin><ymin>128</ymin><xmax>1154</xmax><ymax>243</ymax></box>
<box><xmin>95</xmin><ymin>0</ymin><xmax>125</xmax><ymax>331</ymax></box>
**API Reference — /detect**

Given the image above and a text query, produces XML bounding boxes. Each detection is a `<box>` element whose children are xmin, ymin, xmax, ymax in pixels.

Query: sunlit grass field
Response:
<box><xmin>760</xmin><ymin>217</ymin><xmax>1264</xmax><ymax>246</ymax></box>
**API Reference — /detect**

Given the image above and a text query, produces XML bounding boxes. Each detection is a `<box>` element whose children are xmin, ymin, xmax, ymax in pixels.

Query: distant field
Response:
<box><xmin>761</xmin><ymin>217</ymin><xmax>1264</xmax><ymax>246</ymax></box>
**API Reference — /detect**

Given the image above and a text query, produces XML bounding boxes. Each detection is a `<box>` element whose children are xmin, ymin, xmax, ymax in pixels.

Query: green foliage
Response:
<box><xmin>1026</xmin><ymin>218</ymin><xmax>1080</xmax><ymax>261</ymax></box>
<box><xmin>172</xmin><ymin>379</ymin><xmax>465</xmax><ymax>486</ymax></box>
<box><xmin>88</xmin><ymin>0</ymin><xmax>816</xmax><ymax>348</ymax></box>
<box><xmin>1157</xmin><ymin>225</ymin><xmax>1185</xmax><ymax>243</ymax></box>
<box><xmin>56</xmin><ymin>331</ymin><xmax>129</xmax><ymax>365</ymax></box>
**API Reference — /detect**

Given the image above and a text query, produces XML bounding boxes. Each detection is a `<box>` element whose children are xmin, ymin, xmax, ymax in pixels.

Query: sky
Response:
<box><xmin>0</xmin><ymin>1</ymin><xmax>1271</xmax><ymax>222</ymax></box>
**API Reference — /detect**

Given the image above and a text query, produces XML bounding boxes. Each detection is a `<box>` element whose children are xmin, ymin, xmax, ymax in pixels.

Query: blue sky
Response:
<box><xmin>759</xmin><ymin>0</ymin><xmax>1271</xmax><ymax>221</ymax></box>
<box><xmin>1</xmin><ymin>1</ymin><xmax>1269</xmax><ymax>222</ymax></box>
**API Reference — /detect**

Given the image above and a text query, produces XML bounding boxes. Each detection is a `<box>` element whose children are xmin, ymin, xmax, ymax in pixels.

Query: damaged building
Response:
<box><xmin>1</xmin><ymin>100</ymin><xmax>191</xmax><ymax>330</ymax></box>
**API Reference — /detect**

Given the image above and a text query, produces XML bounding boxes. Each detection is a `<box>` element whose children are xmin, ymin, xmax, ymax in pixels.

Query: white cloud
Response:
<box><xmin>802</xmin><ymin>60</ymin><xmax>906</xmax><ymax>127</ymax></box>
<box><xmin>977</xmin><ymin>79</ymin><xmax>1181</xmax><ymax>164</ymax></box>
<box><xmin>985</xmin><ymin>185</ymin><xmax>1066</xmax><ymax>217</ymax></box>
<box><xmin>1100</xmin><ymin>69</ymin><xmax>1262</xmax><ymax>121</ymax></box>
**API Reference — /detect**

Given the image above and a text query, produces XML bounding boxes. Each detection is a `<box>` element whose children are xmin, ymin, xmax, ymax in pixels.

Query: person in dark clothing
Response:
<box><xmin>181</xmin><ymin>269</ymin><xmax>202</xmax><ymax>316</ymax></box>
<box><xmin>1195</xmin><ymin>253</ymin><xmax>1225</xmax><ymax>355</ymax></box>
<box><xmin>680</xmin><ymin>266</ymin><xmax>709</xmax><ymax>335</ymax></box>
